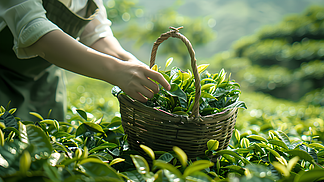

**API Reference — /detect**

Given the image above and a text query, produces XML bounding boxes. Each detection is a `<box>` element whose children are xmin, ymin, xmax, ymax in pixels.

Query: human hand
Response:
<box><xmin>110</xmin><ymin>60</ymin><xmax>170</xmax><ymax>102</ymax></box>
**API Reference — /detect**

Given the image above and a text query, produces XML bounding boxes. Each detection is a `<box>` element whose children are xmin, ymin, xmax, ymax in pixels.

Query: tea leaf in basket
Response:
<box><xmin>160</xmin><ymin>71</ymin><xmax>171</xmax><ymax>83</ymax></box>
<box><xmin>201</xmin><ymin>83</ymin><xmax>216</xmax><ymax>91</ymax></box>
<box><xmin>152</xmin><ymin>64</ymin><xmax>158</xmax><ymax>71</ymax></box>
<box><xmin>201</xmin><ymin>92</ymin><xmax>217</xmax><ymax>100</ymax></box>
<box><xmin>201</xmin><ymin>78</ymin><xmax>216</xmax><ymax>85</ymax></box>
<box><xmin>165</xmin><ymin>57</ymin><xmax>173</xmax><ymax>70</ymax></box>
<box><xmin>173</xmin><ymin>146</ymin><xmax>188</xmax><ymax>167</ymax></box>
<box><xmin>224</xmin><ymin>101</ymin><xmax>247</xmax><ymax>110</ymax></box>
<box><xmin>217</xmin><ymin>68</ymin><xmax>226</xmax><ymax>85</ymax></box>
<box><xmin>168</xmin><ymin>84</ymin><xmax>187</xmax><ymax>108</ymax></box>
<box><xmin>172</xmin><ymin>111</ymin><xmax>189</xmax><ymax>116</ymax></box>
<box><xmin>197</xmin><ymin>64</ymin><xmax>209</xmax><ymax>74</ymax></box>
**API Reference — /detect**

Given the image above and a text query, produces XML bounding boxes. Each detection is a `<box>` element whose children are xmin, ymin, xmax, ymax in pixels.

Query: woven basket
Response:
<box><xmin>118</xmin><ymin>27</ymin><xmax>238</xmax><ymax>159</ymax></box>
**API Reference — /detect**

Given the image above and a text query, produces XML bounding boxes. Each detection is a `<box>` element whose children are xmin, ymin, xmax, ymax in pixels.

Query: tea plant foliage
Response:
<box><xmin>1</xmin><ymin>105</ymin><xmax>324</xmax><ymax>181</ymax></box>
<box><xmin>113</xmin><ymin>59</ymin><xmax>247</xmax><ymax>117</ymax></box>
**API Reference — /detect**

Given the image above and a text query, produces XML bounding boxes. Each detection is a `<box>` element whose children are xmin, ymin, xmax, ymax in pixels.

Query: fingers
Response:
<box><xmin>145</xmin><ymin>69</ymin><xmax>171</xmax><ymax>91</ymax></box>
<box><xmin>128</xmin><ymin>91</ymin><xmax>148</xmax><ymax>103</ymax></box>
<box><xmin>117</xmin><ymin>62</ymin><xmax>170</xmax><ymax>103</ymax></box>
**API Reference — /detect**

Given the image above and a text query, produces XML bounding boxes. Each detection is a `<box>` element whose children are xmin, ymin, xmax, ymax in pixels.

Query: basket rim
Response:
<box><xmin>118</xmin><ymin>93</ymin><xmax>238</xmax><ymax>123</ymax></box>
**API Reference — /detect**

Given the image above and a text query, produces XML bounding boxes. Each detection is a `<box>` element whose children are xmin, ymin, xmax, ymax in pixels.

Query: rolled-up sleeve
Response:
<box><xmin>79</xmin><ymin>0</ymin><xmax>113</xmax><ymax>46</ymax></box>
<box><xmin>0</xmin><ymin>0</ymin><xmax>60</xmax><ymax>59</ymax></box>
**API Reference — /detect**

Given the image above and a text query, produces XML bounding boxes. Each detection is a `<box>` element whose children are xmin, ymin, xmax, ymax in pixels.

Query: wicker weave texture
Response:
<box><xmin>119</xmin><ymin>94</ymin><xmax>238</xmax><ymax>159</ymax></box>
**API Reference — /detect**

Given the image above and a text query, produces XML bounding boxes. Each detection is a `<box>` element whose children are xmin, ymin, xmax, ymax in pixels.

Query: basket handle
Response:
<box><xmin>149</xmin><ymin>27</ymin><xmax>201</xmax><ymax>119</ymax></box>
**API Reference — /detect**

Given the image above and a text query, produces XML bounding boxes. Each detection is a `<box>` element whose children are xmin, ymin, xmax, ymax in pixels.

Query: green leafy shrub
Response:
<box><xmin>112</xmin><ymin>58</ymin><xmax>246</xmax><ymax>117</ymax></box>
<box><xmin>1</xmin><ymin>105</ymin><xmax>324</xmax><ymax>181</ymax></box>
<box><xmin>209</xmin><ymin>5</ymin><xmax>324</xmax><ymax>101</ymax></box>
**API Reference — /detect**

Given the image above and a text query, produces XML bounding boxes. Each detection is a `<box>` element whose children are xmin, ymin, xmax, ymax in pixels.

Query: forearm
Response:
<box><xmin>90</xmin><ymin>35</ymin><xmax>137</xmax><ymax>62</ymax></box>
<box><xmin>27</xmin><ymin>30</ymin><xmax>170</xmax><ymax>102</ymax></box>
<box><xmin>28</xmin><ymin>30</ymin><xmax>121</xmax><ymax>83</ymax></box>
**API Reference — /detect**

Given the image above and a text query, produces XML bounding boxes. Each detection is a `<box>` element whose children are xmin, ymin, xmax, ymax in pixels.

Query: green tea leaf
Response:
<box><xmin>79</xmin><ymin>158</ymin><xmax>123</xmax><ymax>180</ymax></box>
<box><xmin>269</xmin><ymin>139</ymin><xmax>289</xmax><ymax>150</ymax></box>
<box><xmin>8</xmin><ymin>108</ymin><xmax>16</xmax><ymax>115</ymax></box>
<box><xmin>106</xmin><ymin>118</ymin><xmax>122</xmax><ymax>131</ymax></box>
<box><xmin>267</xmin><ymin>148</ymin><xmax>281</xmax><ymax>158</ymax></box>
<box><xmin>29</xmin><ymin>112</ymin><xmax>44</xmax><ymax>120</ymax></box>
<box><xmin>222</xmin><ymin>165</ymin><xmax>245</xmax><ymax>175</ymax></box>
<box><xmin>217</xmin><ymin>68</ymin><xmax>226</xmax><ymax>84</ymax></box>
<box><xmin>0</xmin><ymin>111</ymin><xmax>18</xmax><ymax>129</ymax></box>
<box><xmin>286</xmin><ymin>149</ymin><xmax>315</xmax><ymax>163</ymax></box>
<box><xmin>172</xmin><ymin>111</ymin><xmax>189</xmax><ymax>116</ymax></box>
<box><xmin>294</xmin><ymin>169</ymin><xmax>324</xmax><ymax>182</ymax></box>
<box><xmin>0</xmin><ymin>129</ymin><xmax>4</xmax><ymax>146</ymax></box>
<box><xmin>207</xmin><ymin>139</ymin><xmax>219</xmax><ymax>151</ymax></box>
<box><xmin>272</xmin><ymin>161</ymin><xmax>289</xmax><ymax>177</ymax></box>
<box><xmin>213</xmin><ymin>150</ymin><xmax>250</xmax><ymax>164</ymax></box>
<box><xmin>76</xmin><ymin>109</ymin><xmax>87</xmax><ymax>121</ymax></box>
<box><xmin>158</xmin><ymin>152</ymin><xmax>174</xmax><ymax>163</ymax></box>
<box><xmin>287</xmin><ymin>156</ymin><xmax>299</xmax><ymax>172</ymax></box>
<box><xmin>152</xmin><ymin>64</ymin><xmax>158</xmax><ymax>71</ymax></box>
<box><xmin>183</xmin><ymin>160</ymin><xmax>214</xmax><ymax>177</ymax></box>
<box><xmin>160</xmin><ymin>71</ymin><xmax>171</xmax><ymax>83</ymax></box>
<box><xmin>201</xmin><ymin>83</ymin><xmax>216</xmax><ymax>91</ymax></box>
<box><xmin>0</xmin><ymin>106</ymin><xmax>5</xmax><ymax>113</ymax></box>
<box><xmin>131</xmin><ymin>155</ymin><xmax>150</xmax><ymax>176</ymax></box>
<box><xmin>173</xmin><ymin>146</ymin><xmax>187</xmax><ymax>167</ymax></box>
<box><xmin>200</xmin><ymin>78</ymin><xmax>216</xmax><ymax>84</ymax></box>
<box><xmin>52</xmin><ymin>142</ymin><xmax>69</xmax><ymax>153</ymax></box>
<box><xmin>140</xmin><ymin>144</ymin><xmax>155</xmax><ymax>160</ymax></box>
<box><xmin>43</xmin><ymin>163</ymin><xmax>61</xmax><ymax>182</ymax></box>
<box><xmin>197</xmin><ymin>64</ymin><xmax>209</xmax><ymax>74</ymax></box>
<box><xmin>234</xmin><ymin>129</ymin><xmax>241</xmax><ymax>143</ymax></box>
<box><xmin>20</xmin><ymin>150</ymin><xmax>31</xmax><ymax>175</ymax></box>
<box><xmin>308</xmin><ymin>143</ymin><xmax>324</xmax><ymax>150</ymax></box>
<box><xmin>89</xmin><ymin>143</ymin><xmax>118</xmax><ymax>153</ymax></box>
<box><xmin>185</xmin><ymin>171</ymin><xmax>214</xmax><ymax>182</ymax></box>
<box><xmin>247</xmin><ymin>135</ymin><xmax>268</xmax><ymax>143</ymax></box>
<box><xmin>153</xmin><ymin>160</ymin><xmax>183</xmax><ymax>178</ymax></box>
<box><xmin>201</xmin><ymin>92</ymin><xmax>217</xmax><ymax>100</ymax></box>
<box><xmin>240</xmin><ymin>138</ymin><xmax>250</xmax><ymax>148</ymax></box>
<box><xmin>26</xmin><ymin>125</ymin><xmax>52</xmax><ymax>157</ymax></box>
<box><xmin>165</xmin><ymin>57</ymin><xmax>173</xmax><ymax>69</ymax></box>
<box><xmin>40</xmin><ymin>119</ymin><xmax>59</xmax><ymax>130</ymax></box>
<box><xmin>110</xmin><ymin>158</ymin><xmax>125</xmax><ymax>166</ymax></box>
<box><xmin>76</xmin><ymin>123</ymin><xmax>105</xmax><ymax>137</ymax></box>
<box><xmin>122</xmin><ymin>170</ymin><xmax>146</xmax><ymax>182</ymax></box>
<box><xmin>276</xmin><ymin>131</ymin><xmax>291</xmax><ymax>147</ymax></box>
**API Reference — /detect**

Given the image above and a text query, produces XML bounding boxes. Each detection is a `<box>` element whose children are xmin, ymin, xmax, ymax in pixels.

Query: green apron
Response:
<box><xmin>0</xmin><ymin>0</ymin><xmax>99</xmax><ymax>121</ymax></box>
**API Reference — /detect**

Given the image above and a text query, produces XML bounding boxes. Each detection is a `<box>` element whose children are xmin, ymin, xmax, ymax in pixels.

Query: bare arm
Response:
<box><xmin>28</xmin><ymin>30</ymin><xmax>170</xmax><ymax>102</ymax></box>
<box><xmin>90</xmin><ymin>35</ymin><xmax>136</xmax><ymax>61</ymax></box>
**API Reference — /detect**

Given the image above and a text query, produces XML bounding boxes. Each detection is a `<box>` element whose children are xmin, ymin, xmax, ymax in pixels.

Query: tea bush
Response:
<box><xmin>209</xmin><ymin>5</ymin><xmax>324</xmax><ymax>101</ymax></box>
<box><xmin>1</xmin><ymin>102</ymin><xmax>324</xmax><ymax>181</ymax></box>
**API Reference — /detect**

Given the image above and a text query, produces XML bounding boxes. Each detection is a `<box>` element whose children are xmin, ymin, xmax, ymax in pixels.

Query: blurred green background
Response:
<box><xmin>65</xmin><ymin>0</ymin><xmax>324</xmax><ymax>141</ymax></box>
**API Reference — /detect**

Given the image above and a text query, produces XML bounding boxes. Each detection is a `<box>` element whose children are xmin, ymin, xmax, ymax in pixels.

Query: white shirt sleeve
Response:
<box><xmin>79</xmin><ymin>0</ymin><xmax>114</xmax><ymax>46</ymax></box>
<box><xmin>0</xmin><ymin>0</ymin><xmax>60</xmax><ymax>59</ymax></box>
